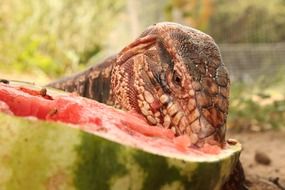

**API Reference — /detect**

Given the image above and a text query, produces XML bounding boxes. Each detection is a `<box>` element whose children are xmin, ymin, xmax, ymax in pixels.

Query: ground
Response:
<box><xmin>228</xmin><ymin>128</ymin><xmax>285</xmax><ymax>190</ymax></box>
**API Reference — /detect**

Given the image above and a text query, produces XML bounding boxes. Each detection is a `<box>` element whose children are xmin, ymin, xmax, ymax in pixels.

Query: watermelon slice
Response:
<box><xmin>0</xmin><ymin>83</ymin><xmax>241</xmax><ymax>190</ymax></box>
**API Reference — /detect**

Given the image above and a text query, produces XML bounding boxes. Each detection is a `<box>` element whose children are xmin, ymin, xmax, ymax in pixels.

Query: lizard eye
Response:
<box><xmin>173</xmin><ymin>71</ymin><xmax>182</xmax><ymax>86</ymax></box>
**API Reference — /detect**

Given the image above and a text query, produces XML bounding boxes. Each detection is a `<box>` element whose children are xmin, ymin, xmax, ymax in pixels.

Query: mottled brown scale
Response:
<box><xmin>47</xmin><ymin>55</ymin><xmax>115</xmax><ymax>104</ymax></box>
<box><xmin>197</xmin><ymin>64</ymin><xmax>206</xmax><ymax>75</ymax></box>
<box><xmin>192</xmin><ymin>81</ymin><xmax>202</xmax><ymax>91</ymax></box>
<box><xmin>142</xmin><ymin>58</ymin><xmax>162</xmax><ymax>92</ymax></box>
<box><xmin>202</xmin><ymin>77</ymin><xmax>219</xmax><ymax>94</ymax></box>
<box><xmin>213</xmin><ymin>95</ymin><xmax>228</xmax><ymax>113</ymax></box>
<box><xmin>202</xmin><ymin>107</ymin><xmax>225</xmax><ymax>128</ymax></box>
<box><xmin>196</xmin><ymin>91</ymin><xmax>211</xmax><ymax>108</ymax></box>
<box><xmin>216</xmin><ymin>66</ymin><xmax>229</xmax><ymax>87</ymax></box>
<box><xmin>220</xmin><ymin>86</ymin><xmax>230</xmax><ymax>98</ymax></box>
<box><xmin>207</xmin><ymin>66</ymin><xmax>217</xmax><ymax>77</ymax></box>
<box><xmin>144</xmin><ymin>49</ymin><xmax>159</xmax><ymax>62</ymax></box>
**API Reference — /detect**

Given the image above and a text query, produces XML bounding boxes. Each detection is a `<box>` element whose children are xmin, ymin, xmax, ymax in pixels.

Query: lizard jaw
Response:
<box><xmin>138</xmin><ymin>89</ymin><xmax>225</xmax><ymax>147</ymax></box>
<box><xmin>159</xmin><ymin>95</ymin><xmax>226</xmax><ymax>147</ymax></box>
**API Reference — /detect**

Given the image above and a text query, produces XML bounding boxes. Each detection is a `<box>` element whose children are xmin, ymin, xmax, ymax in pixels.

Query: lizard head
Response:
<box><xmin>112</xmin><ymin>22</ymin><xmax>230</xmax><ymax>147</ymax></box>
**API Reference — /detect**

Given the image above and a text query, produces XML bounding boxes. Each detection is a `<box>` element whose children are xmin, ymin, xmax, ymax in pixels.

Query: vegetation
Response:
<box><xmin>207</xmin><ymin>0</ymin><xmax>285</xmax><ymax>43</ymax></box>
<box><xmin>228</xmin><ymin>68</ymin><xmax>285</xmax><ymax>130</ymax></box>
<box><xmin>165</xmin><ymin>0</ymin><xmax>285</xmax><ymax>43</ymax></box>
<box><xmin>0</xmin><ymin>0</ymin><xmax>123</xmax><ymax>78</ymax></box>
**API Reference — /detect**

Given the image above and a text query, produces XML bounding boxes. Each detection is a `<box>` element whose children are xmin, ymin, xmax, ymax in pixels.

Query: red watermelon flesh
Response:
<box><xmin>0</xmin><ymin>83</ymin><xmax>221</xmax><ymax>156</ymax></box>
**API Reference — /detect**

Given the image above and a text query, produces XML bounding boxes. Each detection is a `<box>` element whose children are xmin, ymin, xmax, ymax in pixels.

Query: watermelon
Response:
<box><xmin>0</xmin><ymin>83</ymin><xmax>241</xmax><ymax>190</ymax></box>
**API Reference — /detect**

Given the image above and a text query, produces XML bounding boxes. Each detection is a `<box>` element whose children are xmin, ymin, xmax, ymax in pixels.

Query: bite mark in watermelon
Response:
<box><xmin>0</xmin><ymin>83</ymin><xmax>241</xmax><ymax>190</ymax></box>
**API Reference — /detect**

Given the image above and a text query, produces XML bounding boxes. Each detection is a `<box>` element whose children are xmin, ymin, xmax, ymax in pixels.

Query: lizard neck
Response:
<box><xmin>47</xmin><ymin>56</ymin><xmax>116</xmax><ymax>105</ymax></box>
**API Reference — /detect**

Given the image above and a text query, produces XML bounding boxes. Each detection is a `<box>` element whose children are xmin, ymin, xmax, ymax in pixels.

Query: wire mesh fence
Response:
<box><xmin>219</xmin><ymin>43</ymin><xmax>285</xmax><ymax>82</ymax></box>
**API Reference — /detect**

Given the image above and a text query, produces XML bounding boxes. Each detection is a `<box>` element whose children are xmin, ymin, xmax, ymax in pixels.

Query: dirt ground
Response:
<box><xmin>228</xmin><ymin>128</ymin><xmax>285</xmax><ymax>190</ymax></box>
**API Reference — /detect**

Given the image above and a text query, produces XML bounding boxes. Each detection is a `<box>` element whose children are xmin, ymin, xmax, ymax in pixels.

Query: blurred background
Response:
<box><xmin>0</xmin><ymin>0</ymin><xmax>284</xmax><ymax>130</ymax></box>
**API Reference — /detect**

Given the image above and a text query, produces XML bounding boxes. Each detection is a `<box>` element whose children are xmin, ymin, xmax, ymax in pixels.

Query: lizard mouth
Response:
<box><xmin>162</xmin><ymin>97</ymin><xmax>225</xmax><ymax>147</ymax></box>
<box><xmin>141</xmin><ymin>91</ymin><xmax>225</xmax><ymax>147</ymax></box>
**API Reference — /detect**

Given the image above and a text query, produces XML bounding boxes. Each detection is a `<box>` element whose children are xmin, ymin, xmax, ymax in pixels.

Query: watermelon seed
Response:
<box><xmin>227</xmin><ymin>138</ymin><xmax>238</xmax><ymax>145</ymax></box>
<box><xmin>48</xmin><ymin>108</ymin><xmax>58</xmax><ymax>116</ymax></box>
<box><xmin>0</xmin><ymin>79</ymin><xmax>9</xmax><ymax>84</ymax></box>
<box><xmin>40</xmin><ymin>88</ymin><xmax>47</xmax><ymax>96</ymax></box>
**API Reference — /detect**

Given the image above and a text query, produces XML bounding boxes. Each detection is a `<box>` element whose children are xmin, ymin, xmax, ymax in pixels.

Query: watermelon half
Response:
<box><xmin>0</xmin><ymin>82</ymin><xmax>241</xmax><ymax>190</ymax></box>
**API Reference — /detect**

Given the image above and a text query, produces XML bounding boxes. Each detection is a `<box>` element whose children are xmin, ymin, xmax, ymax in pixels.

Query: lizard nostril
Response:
<box><xmin>174</xmin><ymin>76</ymin><xmax>181</xmax><ymax>84</ymax></box>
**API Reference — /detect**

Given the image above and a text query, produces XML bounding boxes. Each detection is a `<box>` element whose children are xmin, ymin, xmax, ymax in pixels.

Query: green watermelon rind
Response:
<box><xmin>0</xmin><ymin>113</ymin><xmax>241</xmax><ymax>190</ymax></box>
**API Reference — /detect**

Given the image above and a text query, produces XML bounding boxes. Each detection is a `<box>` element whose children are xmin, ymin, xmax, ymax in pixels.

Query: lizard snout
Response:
<box><xmin>198</xmin><ymin>115</ymin><xmax>226</xmax><ymax>145</ymax></box>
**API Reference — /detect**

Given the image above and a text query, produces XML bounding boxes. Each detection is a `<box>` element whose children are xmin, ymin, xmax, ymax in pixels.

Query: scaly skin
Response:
<box><xmin>48</xmin><ymin>22</ymin><xmax>247</xmax><ymax>190</ymax></box>
<box><xmin>49</xmin><ymin>22</ymin><xmax>229</xmax><ymax>146</ymax></box>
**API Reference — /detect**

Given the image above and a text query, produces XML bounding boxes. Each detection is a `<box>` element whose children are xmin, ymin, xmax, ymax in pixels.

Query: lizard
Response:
<box><xmin>47</xmin><ymin>22</ymin><xmax>247</xmax><ymax>190</ymax></box>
